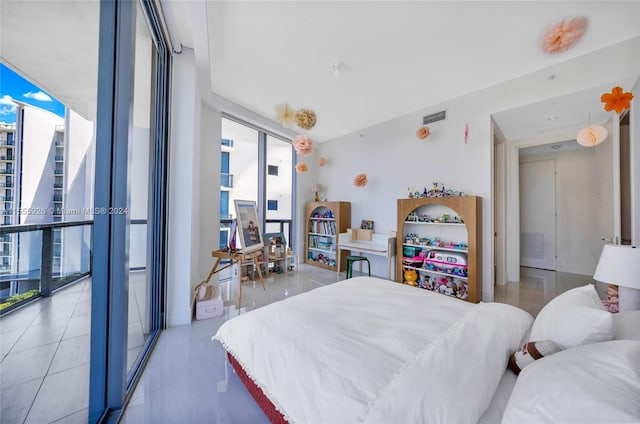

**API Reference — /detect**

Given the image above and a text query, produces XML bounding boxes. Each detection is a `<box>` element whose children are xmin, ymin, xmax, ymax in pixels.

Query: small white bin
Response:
<box><xmin>196</xmin><ymin>295</ymin><xmax>223</xmax><ymax>320</ymax></box>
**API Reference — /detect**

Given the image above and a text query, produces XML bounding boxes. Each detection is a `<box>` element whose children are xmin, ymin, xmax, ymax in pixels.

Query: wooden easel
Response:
<box><xmin>206</xmin><ymin>249</ymin><xmax>266</xmax><ymax>307</ymax></box>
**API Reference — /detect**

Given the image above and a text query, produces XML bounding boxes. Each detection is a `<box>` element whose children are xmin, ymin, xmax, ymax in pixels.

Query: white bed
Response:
<box><xmin>214</xmin><ymin>276</ymin><xmax>532</xmax><ymax>423</ymax></box>
<box><xmin>214</xmin><ymin>277</ymin><xmax>640</xmax><ymax>423</ymax></box>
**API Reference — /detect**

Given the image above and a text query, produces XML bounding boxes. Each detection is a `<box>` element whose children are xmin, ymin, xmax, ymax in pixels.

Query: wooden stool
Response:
<box><xmin>346</xmin><ymin>255</ymin><xmax>371</xmax><ymax>278</ymax></box>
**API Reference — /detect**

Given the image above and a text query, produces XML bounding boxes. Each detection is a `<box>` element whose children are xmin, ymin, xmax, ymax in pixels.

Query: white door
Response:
<box><xmin>594</xmin><ymin>116</ymin><xmax>621</xmax><ymax>263</ymax></box>
<box><xmin>520</xmin><ymin>158</ymin><xmax>557</xmax><ymax>270</ymax></box>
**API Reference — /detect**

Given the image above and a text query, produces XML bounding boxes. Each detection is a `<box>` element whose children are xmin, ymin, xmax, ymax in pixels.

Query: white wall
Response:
<box><xmin>313</xmin><ymin>43</ymin><xmax>639</xmax><ymax>301</ymax></box>
<box><xmin>167</xmin><ymin>48</ymin><xmax>201</xmax><ymax>326</ymax></box>
<box><xmin>631</xmin><ymin>78</ymin><xmax>640</xmax><ymax>246</ymax></box>
<box><xmin>62</xmin><ymin>109</ymin><xmax>94</xmax><ymax>274</ymax></box>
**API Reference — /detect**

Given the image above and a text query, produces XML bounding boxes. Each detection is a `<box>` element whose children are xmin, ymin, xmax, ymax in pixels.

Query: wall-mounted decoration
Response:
<box><xmin>233</xmin><ymin>200</ymin><xmax>264</xmax><ymax>254</ymax></box>
<box><xmin>601</xmin><ymin>86</ymin><xmax>634</xmax><ymax>114</ymax></box>
<box><xmin>541</xmin><ymin>16</ymin><xmax>587</xmax><ymax>54</ymax></box>
<box><xmin>293</xmin><ymin>135</ymin><xmax>314</xmax><ymax>156</ymax></box>
<box><xmin>353</xmin><ymin>173</ymin><xmax>368</xmax><ymax>188</ymax></box>
<box><xmin>295</xmin><ymin>162</ymin><xmax>309</xmax><ymax>173</ymax></box>
<box><xmin>416</xmin><ymin>126</ymin><xmax>431</xmax><ymax>140</ymax></box>
<box><xmin>318</xmin><ymin>157</ymin><xmax>327</xmax><ymax>166</ymax></box>
<box><xmin>464</xmin><ymin>124</ymin><xmax>469</xmax><ymax>144</ymax></box>
<box><xmin>295</xmin><ymin>109</ymin><xmax>317</xmax><ymax>130</ymax></box>
<box><xmin>275</xmin><ymin>103</ymin><xmax>296</xmax><ymax>127</ymax></box>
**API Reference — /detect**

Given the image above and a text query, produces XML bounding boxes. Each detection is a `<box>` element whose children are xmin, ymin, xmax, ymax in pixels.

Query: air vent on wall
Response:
<box><xmin>423</xmin><ymin>110</ymin><xmax>447</xmax><ymax>125</ymax></box>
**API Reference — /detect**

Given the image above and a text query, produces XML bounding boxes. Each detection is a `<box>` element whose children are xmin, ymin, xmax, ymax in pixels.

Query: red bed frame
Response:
<box><xmin>228</xmin><ymin>352</ymin><xmax>288</xmax><ymax>424</ymax></box>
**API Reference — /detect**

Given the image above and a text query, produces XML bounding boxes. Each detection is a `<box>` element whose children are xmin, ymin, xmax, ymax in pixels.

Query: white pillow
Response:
<box><xmin>502</xmin><ymin>340</ymin><xmax>640</xmax><ymax>424</ymax></box>
<box><xmin>529</xmin><ymin>284</ymin><xmax>613</xmax><ymax>348</ymax></box>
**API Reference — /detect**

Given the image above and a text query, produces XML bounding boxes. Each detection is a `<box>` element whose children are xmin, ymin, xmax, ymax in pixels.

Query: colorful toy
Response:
<box><xmin>404</xmin><ymin>269</ymin><xmax>418</xmax><ymax>286</ymax></box>
<box><xmin>455</xmin><ymin>280</ymin><xmax>468</xmax><ymax>300</ymax></box>
<box><xmin>603</xmin><ymin>284</ymin><xmax>619</xmax><ymax>313</ymax></box>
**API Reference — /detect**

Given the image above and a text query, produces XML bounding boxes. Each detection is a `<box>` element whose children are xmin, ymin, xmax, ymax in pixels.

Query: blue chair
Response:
<box><xmin>346</xmin><ymin>255</ymin><xmax>371</xmax><ymax>278</ymax></box>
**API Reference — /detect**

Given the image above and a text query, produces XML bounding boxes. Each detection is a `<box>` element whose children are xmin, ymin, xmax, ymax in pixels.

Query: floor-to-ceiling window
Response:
<box><xmin>219</xmin><ymin>117</ymin><xmax>295</xmax><ymax>251</ymax></box>
<box><xmin>0</xmin><ymin>1</ymin><xmax>170</xmax><ymax>422</ymax></box>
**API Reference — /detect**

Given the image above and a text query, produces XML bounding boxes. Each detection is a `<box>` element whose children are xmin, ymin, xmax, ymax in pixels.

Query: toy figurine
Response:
<box><xmin>404</xmin><ymin>269</ymin><xmax>418</xmax><ymax>286</ymax></box>
<box><xmin>455</xmin><ymin>280</ymin><xmax>468</xmax><ymax>300</ymax></box>
<box><xmin>603</xmin><ymin>284</ymin><xmax>619</xmax><ymax>313</ymax></box>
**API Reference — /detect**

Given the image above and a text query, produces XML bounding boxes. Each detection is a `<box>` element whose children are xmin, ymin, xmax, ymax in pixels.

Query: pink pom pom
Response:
<box><xmin>293</xmin><ymin>135</ymin><xmax>314</xmax><ymax>156</ymax></box>
<box><xmin>541</xmin><ymin>17</ymin><xmax>587</xmax><ymax>54</ymax></box>
<box><xmin>353</xmin><ymin>173</ymin><xmax>368</xmax><ymax>188</ymax></box>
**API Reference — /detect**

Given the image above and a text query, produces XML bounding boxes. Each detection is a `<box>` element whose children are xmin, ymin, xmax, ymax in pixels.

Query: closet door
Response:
<box><xmin>520</xmin><ymin>158</ymin><xmax>556</xmax><ymax>270</ymax></box>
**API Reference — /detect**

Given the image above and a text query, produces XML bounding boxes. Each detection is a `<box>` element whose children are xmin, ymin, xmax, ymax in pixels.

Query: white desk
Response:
<box><xmin>337</xmin><ymin>233</ymin><xmax>397</xmax><ymax>280</ymax></box>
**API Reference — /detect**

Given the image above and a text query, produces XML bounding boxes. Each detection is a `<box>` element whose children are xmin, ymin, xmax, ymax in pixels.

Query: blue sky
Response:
<box><xmin>0</xmin><ymin>63</ymin><xmax>65</xmax><ymax>124</ymax></box>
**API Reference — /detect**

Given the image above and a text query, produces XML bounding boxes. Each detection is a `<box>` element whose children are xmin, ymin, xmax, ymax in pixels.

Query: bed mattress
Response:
<box><xmin>213</xmin><ymin>276</ymin><xmax>532</xmax><ymax>423</ymax></box>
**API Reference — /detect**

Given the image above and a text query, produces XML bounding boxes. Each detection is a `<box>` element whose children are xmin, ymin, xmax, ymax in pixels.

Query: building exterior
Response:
<box><xmin>0</xmin><ymin>103</ymin><xmax>94</xmax><ymax>301</ymax></box>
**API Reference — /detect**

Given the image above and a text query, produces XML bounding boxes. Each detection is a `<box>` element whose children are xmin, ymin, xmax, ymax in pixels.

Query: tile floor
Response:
<box><xmin>1</xmin><ymin>264</ymin><xmax>603</xmax><ymax>423</ymax></box>
<box><xmin>0</xmin><ymin>271</ymin><xmax>148</xmax><ymax>424</ymax></box>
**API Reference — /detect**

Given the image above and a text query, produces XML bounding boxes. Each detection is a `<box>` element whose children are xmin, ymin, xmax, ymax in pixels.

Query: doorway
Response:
<box><xmin>519</xmin><ymin>158</ymin><xmax>556</xmax><ymax>270</ymax></box>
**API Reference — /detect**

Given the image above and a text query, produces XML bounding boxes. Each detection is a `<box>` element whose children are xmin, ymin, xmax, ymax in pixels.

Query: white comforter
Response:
<box><xmin>213</xmin><ymin>276</ymin><xmax>532</xmax><ymax>423</ymax></box>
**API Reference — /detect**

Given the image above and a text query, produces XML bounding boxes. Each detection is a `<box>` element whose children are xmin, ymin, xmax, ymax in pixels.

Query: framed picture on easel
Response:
<box><xmin>234</xmin><ymin>200</ymin><xmax>264</xmax><ymax>254</ymax></box>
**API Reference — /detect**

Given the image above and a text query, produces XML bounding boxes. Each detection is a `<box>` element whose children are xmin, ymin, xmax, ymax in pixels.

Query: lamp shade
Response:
<box><xmin>593</xmin><ymin>245</ymin><xmax>640</xmax><ymax>289</ymax></box>
<box><xmin>576</xmin><ymin>125</ymin><xmax>608</xmax><ymax>147</ymax></box>
<box><xmin>311</xmin><ymin>184</ymin><xmax>322</xmax><ymax>193</ymax></box>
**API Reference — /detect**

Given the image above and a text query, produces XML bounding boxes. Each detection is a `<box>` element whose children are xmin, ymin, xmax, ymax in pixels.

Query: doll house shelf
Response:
<box><xmin>305</xmin><ymin>201</ymin><xmax>351</xmax><ymax>272</ymax></box>
<box><xmin>397</xmin><ymin>196</ymin><xmax>482</xmax><ymax>303</ymax></box>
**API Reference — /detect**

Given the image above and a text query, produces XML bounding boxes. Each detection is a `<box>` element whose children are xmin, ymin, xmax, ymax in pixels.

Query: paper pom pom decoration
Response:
<box><xmin>318</xmin><ymin>157</ymin><xmax>327</xmax><ymax>166</ymax></box>
<box><xmin>295</xmin><ymin>162</ymin><xmax>309</xmax><ymax>173</ymax></box>
<box><xmin>601</xmin><ymin>86</ymin><xmax>634</xmax><ymax>114</ymax></box>
<box><xmin>295</xmin><ymin>109</ymin><xmax>317</xmax><ymax>130</ymax></box>
<box><xmin>416</xmin><ymin>126</ymin><xmax>431</xmax><ymax>140</ymax></box>
<box><xmin>576</xmin><ymin>125</ymin><xmax>608</xmax><ymax>147</ymax></box>
<box><xmin>275</xmin><ymin>103</ymin><xmax>295</xmax><ymax>127</ymax></box>
<box><xmin>541</xmin><ymin>17</ymin><xmax>587</xmax><ymax>54</ymax></box>
<box><xmin>293</xmin><ymin>135</ymin><xmax>314</xmax><ymax>156</ymax></box>
<box><xmin>353</xmin><ymin>173</ymin><xmax>368</xmax><ymax>188</ymax></box>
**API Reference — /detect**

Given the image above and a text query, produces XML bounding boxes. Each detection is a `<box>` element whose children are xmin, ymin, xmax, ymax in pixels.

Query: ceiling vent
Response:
<box><xmin>423</xmin><ymin>110</ymin><xmax>447</xmax><ymax>125</ymax></box>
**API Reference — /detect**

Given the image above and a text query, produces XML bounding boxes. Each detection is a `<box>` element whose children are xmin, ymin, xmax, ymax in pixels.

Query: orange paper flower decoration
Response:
<box><xmin>295</xmin><ymin>162</ymin><xmax>308</xmax><ymax>173</ymax></box>
<box><xmin>318</xmin><ymin>157</ymin><xmax>327</xmax><ymax>166</ymax></box>
<box><xmin>416</xmin><ymin>126</ymin><xmax>431</xmax><ymax>140</ymax></box>
<box><xmin>293</xmin><ymin>135</ymin><xmax>314</xmax><ymax>156</ymax></box>
<box><xmin>600</xmin><ymin>86</ymin><xmax>634</xmax><ymax>114</ymax></box>
<box><xmin>353</xmin><ymin>173</ymin><xmax>368</xmax><ymax>188</ymax></box>
<box><xmin>541</xmin><ymin>17</ymin><xmax>587</xmax><ymax>54</ymax></box>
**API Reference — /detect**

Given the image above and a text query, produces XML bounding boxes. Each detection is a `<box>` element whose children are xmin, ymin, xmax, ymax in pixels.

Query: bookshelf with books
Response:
<box><xmin>305</xmin><ymin>201</ymin><xmax>351</xmax><ymax>271</ymax></box>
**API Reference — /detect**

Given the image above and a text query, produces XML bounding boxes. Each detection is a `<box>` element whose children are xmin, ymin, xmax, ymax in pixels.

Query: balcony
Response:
<box><xmin>0</xmin><ymin>140</ymin><xmax>14</xmax><ymax>146</ymax></box>
<box><xmin>54</xmin><ymin>155</ymin><xmax>64</xmax><ymax>161</ymax></box>
<box><xmin>221</xmin><ymin>138</ymin><xmax>234</xmax><ymax>148</ymax></box>
<box><xmin>0</xmin><ymin>169</ymin><xmax>13</xmax><ymax>175</ymax></box>
<box><xmin>53</xmin><ymin>196</ymin><xmax>63</xmax><ymax>202</ymax></box>
<box><xmin>54</xmin><ymin>169</ymin><xmax>64</xmax><ymax>175</ymax></box>
<box><xmin>55</xmin><ymin>141</ymin><xmax>64</xmax><ymax>147</ymax></box>
<box><xmin>0</xmin><ymin>220</ymin><xmax>148</xmax><ymax>423</ymax></box>
<box><xmin>53</xmin><ymin>183</ymin><xmax>63</xmax><ymax>189</ymax></box>
<box><xmin>0</xmin><ymin>183</ymin><xmax>13</xmax><ymax>188</ymax></box>
<box><xmin>55</xmin><ymin>125</ymin><xmax>65</xmax><ymax>132</ymax></box>
<box><xmin>221</xmin><ymin>173</ymin><xmax>234</xmax><ymax>189</ymax></box>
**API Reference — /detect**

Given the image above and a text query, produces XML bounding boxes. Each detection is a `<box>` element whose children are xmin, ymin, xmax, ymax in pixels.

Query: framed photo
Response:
<box><xmin>264</xmin><ymin>232</ymin><xmax>287</xmax><ymax>259</ymax></box>
<box><xmin>234</xmin><ymin>200</ymin><xmax>264</xmax><ymax>254</ymax></box>
<box><xmin>361</xmin><ymin>220</ymin><xmax>374</xmax><ymax>230</ymax></box>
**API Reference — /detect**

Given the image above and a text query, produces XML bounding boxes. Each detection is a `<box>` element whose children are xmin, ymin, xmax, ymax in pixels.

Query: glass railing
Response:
<box><xmin>221</xmin><ymin>173</ymin><xmax>234</xmax><ymax>188</ymax></box>
<box><xmin>0</xmin><ymin>220</ymin><xmax>93</xmax><ymax>315</ymax></box>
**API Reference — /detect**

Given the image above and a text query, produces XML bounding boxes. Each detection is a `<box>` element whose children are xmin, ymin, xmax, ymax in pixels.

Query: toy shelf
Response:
<box><xmin>402</xmin><ymin>243</ymin><xmax>468</xmax><ymax>254</ymax></box>
<box><xmin>397</xmin><ymin>196</ymin><xmax>482</xmax><ymax>303</ymax></box>
<box><xmin>403</xmin><ymin>221</ymin><xmax>466</xmax><ymax>226</ymax></box>
<box><xmin>403</xmin><ymin>265</ymin><xmax>469</xmax><ymax>281</ymax></box>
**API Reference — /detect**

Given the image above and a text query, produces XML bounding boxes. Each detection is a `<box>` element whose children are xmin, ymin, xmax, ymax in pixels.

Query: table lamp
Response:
<box><xmin>311</xmin><ymin>183</ymin><xmax>322</xmax><ymax>202</ymax></box>
<box><xmin>593</xmin><ymin>245</ymin><xmax>640</xmax><ymax>311</ymax></box>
